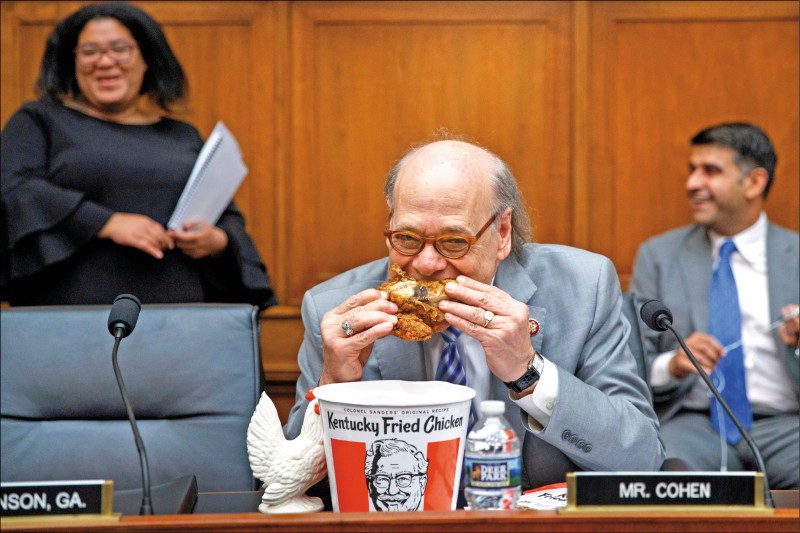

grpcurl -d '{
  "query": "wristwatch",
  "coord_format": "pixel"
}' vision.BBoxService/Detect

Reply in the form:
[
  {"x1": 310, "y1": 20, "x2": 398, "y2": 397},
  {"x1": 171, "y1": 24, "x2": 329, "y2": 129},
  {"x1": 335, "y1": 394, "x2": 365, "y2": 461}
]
[{"x1": 504, "y1": 350, "x2": 545, "y2": 393}]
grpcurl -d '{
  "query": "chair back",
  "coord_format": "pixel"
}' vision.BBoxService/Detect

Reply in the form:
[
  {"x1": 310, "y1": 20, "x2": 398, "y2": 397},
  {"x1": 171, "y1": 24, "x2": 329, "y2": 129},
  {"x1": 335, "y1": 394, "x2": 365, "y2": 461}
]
[{"x1": 1, "y1": 303, "x2": 262, "y2": 492}]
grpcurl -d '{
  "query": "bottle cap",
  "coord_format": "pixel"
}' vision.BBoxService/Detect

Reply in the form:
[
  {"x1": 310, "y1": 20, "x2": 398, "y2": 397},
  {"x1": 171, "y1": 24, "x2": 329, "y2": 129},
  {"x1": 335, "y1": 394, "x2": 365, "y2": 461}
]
[{"x1": 479, "y1": 400, "x2": 505, "y2": 415}]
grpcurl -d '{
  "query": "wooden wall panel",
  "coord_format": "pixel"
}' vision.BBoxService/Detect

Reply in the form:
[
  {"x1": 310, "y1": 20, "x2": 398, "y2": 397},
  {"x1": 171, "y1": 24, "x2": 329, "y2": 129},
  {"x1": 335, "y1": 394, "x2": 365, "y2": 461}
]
[
  {"x1": 0, "y1": 2, "x2": 73, "y2": 126},
  {"x1": 581, "y1": 1, "x2": 799, "y2": 288},
  {"x1": 287, "y1": 1, "x2": 572, "y2": 305}
]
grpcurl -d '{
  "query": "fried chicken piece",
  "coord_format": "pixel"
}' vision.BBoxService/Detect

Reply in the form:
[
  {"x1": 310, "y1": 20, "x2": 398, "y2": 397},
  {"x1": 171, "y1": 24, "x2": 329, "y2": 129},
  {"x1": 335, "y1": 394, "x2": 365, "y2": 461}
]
[{"x1": 377, "y1": 264, "x2": 455, "y2": 341}]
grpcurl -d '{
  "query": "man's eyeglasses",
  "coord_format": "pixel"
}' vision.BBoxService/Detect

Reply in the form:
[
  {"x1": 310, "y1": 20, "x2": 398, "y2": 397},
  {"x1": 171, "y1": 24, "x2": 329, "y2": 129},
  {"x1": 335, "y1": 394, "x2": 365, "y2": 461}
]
[
  {"x1": 367, "y1": 472, "x2": 424, "y2": 490},
  {"x1": 75, "y1": 41, "x2": 138, "y2": 68},
  {"x1": 384, "y1": 214, "x2": 496, "y2": 259}
]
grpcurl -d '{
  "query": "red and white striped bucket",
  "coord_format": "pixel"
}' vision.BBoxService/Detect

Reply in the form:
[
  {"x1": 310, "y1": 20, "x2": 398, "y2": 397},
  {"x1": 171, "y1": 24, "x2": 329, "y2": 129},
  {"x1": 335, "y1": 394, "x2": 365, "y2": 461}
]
[{"x1": 314, "y1": 380, "x2": 475, "y2": 512}]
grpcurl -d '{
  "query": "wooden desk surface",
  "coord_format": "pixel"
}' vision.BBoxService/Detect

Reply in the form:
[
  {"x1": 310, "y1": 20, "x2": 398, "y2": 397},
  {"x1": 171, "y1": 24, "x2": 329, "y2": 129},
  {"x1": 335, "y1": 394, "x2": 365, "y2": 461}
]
[
  {"x1": 2, "y1": 509, "x2": 797, "y2": 533},
  {"x1": 2, "y1": 491, "x2": 797, "y2": 533}
]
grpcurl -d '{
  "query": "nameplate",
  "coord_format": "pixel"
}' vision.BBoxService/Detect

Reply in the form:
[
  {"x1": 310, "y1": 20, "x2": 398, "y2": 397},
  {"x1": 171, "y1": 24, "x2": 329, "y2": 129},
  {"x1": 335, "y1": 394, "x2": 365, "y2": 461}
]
[
  {"x1": 562, "y1": 472, "x2": 769, "y2": 513},
  {"x1": 0, "y1": 480, "x2": 113, "y2": 517}
]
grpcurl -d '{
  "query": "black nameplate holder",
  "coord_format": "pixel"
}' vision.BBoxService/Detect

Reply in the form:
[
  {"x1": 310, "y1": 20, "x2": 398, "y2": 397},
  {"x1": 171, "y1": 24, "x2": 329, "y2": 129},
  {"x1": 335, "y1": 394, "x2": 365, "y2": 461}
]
[
  {"x1": 0, "y1": 480, "x2": 116, "y2": 521},
  {"x1": 561, "y1": 472, "x2": 772, "y2": 513}
]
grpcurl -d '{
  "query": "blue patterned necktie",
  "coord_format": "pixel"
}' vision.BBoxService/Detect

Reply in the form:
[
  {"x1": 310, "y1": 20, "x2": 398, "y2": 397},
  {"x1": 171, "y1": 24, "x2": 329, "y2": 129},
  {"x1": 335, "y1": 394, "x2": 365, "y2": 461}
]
[
  {"x1": 708, "y1": 239, "x2": 752, "y2": 445},
  {"x1": 436, "y1": 326, "x2": 467, "y2": 385},
  {"x1": 436, "y1": 326, "x2": 475, "y2": 429}
]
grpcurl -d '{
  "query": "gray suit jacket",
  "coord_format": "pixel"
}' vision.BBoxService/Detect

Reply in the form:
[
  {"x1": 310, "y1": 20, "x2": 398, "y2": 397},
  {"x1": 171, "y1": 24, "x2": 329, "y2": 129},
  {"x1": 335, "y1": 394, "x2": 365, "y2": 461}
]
[
  {"x1": 284, "y1": 243, "x2": 664, "y2": 488},
  {"x1": 629, "y1": 220, "x2": 800, "y2": 421}
]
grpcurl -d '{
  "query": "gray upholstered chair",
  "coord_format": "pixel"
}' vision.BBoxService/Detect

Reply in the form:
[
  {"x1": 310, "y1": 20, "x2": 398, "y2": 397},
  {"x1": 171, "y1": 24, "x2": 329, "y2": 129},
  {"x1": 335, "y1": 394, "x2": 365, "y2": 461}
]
[{"x1": 1, "y1": 303, "x2": 263, "y2": 496}]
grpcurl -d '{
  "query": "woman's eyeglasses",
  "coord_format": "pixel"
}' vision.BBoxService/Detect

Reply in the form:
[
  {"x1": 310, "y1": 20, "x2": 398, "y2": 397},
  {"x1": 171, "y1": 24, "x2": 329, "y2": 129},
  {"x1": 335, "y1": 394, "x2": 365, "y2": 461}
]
[{"x1": 74, "y1": 41, "x2": 138, "y2": 68}]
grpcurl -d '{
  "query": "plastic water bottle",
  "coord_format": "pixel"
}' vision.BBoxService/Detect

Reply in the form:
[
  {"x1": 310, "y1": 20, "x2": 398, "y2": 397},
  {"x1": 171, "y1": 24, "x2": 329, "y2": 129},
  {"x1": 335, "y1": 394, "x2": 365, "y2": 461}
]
[{"x1": 463, "y1": 400, "x2": 522, "y2": 510}]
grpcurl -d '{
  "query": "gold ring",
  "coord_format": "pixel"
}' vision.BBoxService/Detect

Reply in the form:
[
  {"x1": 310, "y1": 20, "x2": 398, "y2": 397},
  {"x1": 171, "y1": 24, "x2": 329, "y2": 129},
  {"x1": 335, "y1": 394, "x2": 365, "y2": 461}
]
[{"x1": 482, "y1": 310, "x2": 495, "y2": 328}]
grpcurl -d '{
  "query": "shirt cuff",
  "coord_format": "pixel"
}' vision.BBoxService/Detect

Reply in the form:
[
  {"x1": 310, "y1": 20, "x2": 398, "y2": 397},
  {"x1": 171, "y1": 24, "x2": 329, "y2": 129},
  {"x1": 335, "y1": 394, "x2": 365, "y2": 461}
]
[
  {"x1": 650, "y1": 350, "x2": 682, "y2": 390},
  {"x1": 511, "y1": 357, "x2": 558, "y2": 433}
]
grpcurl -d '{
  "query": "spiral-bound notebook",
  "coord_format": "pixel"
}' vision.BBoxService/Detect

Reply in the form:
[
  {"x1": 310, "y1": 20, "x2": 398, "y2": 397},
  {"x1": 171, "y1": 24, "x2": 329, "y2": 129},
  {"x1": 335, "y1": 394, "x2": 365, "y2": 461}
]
[{"x1": 167, "y1": 121, "x2": 248, "y2": 230}]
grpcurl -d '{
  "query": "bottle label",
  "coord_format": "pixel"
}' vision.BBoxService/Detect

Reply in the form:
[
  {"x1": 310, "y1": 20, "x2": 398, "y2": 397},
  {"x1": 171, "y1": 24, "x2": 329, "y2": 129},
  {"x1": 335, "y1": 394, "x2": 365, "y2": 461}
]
[{"x1": 464, "y1": 456, "x2": 522, "y2": 488}]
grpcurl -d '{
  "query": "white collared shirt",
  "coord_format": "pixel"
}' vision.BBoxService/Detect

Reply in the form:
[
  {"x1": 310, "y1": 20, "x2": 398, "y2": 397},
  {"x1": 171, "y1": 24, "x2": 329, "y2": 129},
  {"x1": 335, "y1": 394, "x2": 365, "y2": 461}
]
[
  {"x1": 424, "y1": 329, "x2": 559, "y2": 433},
  {"x1": 650, "y1": 212, "x2": 799, "y2": 412}
]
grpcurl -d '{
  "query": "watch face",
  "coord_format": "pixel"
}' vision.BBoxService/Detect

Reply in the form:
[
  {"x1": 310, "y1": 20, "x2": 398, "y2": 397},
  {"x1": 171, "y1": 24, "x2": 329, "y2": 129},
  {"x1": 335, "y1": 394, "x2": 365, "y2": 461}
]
[
  {"x1": 516, "y1": 374, "x2": 537, "y2": 391},
  {"x1": 509, "y1": 367, "x2": 540, "y2": 392},
  {"x1": 505, "y1": 353, "x2": 543, "y2": 392}
]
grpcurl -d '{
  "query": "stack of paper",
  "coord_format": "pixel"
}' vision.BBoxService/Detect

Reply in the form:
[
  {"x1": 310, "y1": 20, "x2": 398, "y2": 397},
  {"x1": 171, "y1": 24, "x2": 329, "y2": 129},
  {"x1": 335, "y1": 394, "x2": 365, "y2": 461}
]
[
  {"x1": 167, "y1": 121, "x2": 248, "y2": 230},
  {"x1": 517, "y1": 482, "x2": 568, "y2": 510}
]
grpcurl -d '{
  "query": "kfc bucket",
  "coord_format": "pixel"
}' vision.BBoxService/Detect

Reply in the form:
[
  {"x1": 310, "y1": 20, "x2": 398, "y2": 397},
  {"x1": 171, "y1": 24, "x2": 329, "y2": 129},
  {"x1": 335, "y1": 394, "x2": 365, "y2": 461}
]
[{"x1": 314, "y1": 380, "x2": 475, "y2": 512}]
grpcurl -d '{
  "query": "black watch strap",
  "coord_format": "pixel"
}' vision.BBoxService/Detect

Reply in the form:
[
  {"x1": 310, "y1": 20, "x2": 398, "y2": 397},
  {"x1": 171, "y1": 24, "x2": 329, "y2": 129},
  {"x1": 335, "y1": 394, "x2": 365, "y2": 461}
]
[{"x1": 504, "y1": 351, "x2": 544, "y2": 393}]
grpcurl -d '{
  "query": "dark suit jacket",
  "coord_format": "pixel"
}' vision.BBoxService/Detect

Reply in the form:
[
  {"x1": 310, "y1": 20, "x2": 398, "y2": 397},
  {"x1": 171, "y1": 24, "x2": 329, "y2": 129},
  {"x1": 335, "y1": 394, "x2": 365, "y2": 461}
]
[
  {"x1": 285, "y1": 243, "x2": 664, "y2": 488},
  {"x1": 630, "y1": 220, "x2": 800, "y2": 421}
]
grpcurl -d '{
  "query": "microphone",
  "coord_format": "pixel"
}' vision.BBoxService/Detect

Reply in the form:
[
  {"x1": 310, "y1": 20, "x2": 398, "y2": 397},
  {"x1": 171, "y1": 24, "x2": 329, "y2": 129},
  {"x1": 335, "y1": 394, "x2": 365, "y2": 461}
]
[
  {"x1": 108, "y1": 294, "x2": 141, "y2": 339},
  {"x1": 639, "y1": 299, "x2": 773, "y2": 507},
  {"x1": 107, "y1": 294, "x2": 153, "y2": 515}
]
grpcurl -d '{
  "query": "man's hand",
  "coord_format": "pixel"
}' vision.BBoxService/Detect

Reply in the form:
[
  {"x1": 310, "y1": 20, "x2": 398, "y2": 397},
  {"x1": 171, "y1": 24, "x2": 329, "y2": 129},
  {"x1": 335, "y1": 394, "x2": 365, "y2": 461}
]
[
  {"x1": 168, "y1": 221, "x2": 229, "y2": 259},
  {"x1": 668, "y1": 332, "x2": 723, "y2": 379},
  {"x1": 778, "y1": 304, "x2": 800, "y2": 348},
  {"x1": 98, "y1": 212, "x2": 173, "y2": 259},
  {"x1": 439, "y1": 276, "x2": 533, "y2": 386},
  {"x1": 318, "y1": 289, "x2": 398, "y2": 386}
]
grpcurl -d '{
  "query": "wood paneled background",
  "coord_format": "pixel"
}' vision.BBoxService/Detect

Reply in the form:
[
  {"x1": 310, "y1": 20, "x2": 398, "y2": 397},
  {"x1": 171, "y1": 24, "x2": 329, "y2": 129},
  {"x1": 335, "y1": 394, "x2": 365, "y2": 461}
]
[{"x1": 2, "y1": 1, "x2": 798, "y2": 422}]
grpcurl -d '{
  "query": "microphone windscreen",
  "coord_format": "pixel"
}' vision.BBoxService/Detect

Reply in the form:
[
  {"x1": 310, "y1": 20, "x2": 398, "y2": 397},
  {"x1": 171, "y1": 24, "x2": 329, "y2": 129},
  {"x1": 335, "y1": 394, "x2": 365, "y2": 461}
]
[
  {"x1": 108, "y1": 294, "x2": 142, "y2": 337},
  {"x1": 639, "y1": 299, "x2": 673, "y2": 332}
]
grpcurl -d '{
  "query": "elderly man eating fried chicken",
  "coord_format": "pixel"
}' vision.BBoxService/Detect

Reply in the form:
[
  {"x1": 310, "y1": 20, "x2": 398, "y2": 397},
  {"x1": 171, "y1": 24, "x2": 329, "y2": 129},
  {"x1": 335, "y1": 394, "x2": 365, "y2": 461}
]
[{"x1": 283, "y1": 135, "x2": 665, "y2": 490}]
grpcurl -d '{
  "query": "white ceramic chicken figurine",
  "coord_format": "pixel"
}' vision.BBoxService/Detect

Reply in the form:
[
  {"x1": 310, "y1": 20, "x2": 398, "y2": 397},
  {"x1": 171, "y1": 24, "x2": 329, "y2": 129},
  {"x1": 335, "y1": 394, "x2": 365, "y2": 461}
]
[{"x1": 247, "y1": 391, "x2": 327, "y2": 513}]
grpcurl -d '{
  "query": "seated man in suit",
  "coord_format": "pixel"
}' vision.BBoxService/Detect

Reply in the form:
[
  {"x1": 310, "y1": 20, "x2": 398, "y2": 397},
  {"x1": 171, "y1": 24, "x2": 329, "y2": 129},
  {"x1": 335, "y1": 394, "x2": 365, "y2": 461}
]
[
  {"x1": 630, "y1": 122, "x2": 799, "y2": 488},
  {"x1": 285, "y1": 136, "x2": 664, "y2": 489}
]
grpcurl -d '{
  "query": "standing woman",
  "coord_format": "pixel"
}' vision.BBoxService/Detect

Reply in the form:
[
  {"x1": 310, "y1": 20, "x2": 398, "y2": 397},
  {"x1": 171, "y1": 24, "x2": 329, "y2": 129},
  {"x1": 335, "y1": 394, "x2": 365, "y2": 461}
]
[{"x1": 1, "y1": 1, "x2": 276, "y2": 309}]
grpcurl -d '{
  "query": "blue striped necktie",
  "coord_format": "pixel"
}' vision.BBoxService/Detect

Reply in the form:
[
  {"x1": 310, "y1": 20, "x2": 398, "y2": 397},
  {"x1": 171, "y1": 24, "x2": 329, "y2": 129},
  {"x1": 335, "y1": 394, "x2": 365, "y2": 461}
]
[
  {"x1": 436, "y1": 327, "x2": 467, "y2": 385},
  {"x1": 436, "y1": 326, "x2": 475, "y2": 429},
  {"x1": 708, "y1": 239, "x2": 752, "y2": 445}
]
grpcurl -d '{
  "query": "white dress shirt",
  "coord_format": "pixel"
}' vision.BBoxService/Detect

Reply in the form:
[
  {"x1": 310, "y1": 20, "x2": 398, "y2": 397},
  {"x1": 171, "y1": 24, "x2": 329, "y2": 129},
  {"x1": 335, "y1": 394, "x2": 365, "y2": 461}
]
[
  {"x1": 424, "y1": 329, "x2": 559, "y2": 432},
  {"x1": 649, "y1": 212, "x2": 799, "y2": 413}
]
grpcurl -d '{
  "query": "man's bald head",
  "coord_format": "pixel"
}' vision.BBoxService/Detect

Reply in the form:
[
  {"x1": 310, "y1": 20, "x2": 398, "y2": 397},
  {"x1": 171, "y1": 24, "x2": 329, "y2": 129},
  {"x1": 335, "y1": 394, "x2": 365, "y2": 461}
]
[
  {"x1": 384, "y1": 137, "x2": 531, "y2": 256},
  {"x1": 400, "y1": 140, "x2": 496, "y2": 183}
]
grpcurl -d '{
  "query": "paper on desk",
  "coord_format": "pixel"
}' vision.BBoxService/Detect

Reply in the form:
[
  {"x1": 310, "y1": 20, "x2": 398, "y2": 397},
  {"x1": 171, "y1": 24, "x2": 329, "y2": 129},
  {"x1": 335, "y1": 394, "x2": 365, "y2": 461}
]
[
  {"x1": 517, "y1": 482, "x2": 567, "y2": 510},
  {"x1": 167, "y1": 120, "x2": 248, "y2": 230}
]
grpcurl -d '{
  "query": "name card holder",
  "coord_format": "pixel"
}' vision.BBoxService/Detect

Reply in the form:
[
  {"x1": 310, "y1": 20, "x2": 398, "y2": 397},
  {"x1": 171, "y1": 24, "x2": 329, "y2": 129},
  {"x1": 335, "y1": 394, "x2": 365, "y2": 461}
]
[
  {"x1": 560, "y1": 472, "x2": 772, "y2": 514},
  {"x1": 0, "y1": 480, "x2": 119, "y2": 525}
]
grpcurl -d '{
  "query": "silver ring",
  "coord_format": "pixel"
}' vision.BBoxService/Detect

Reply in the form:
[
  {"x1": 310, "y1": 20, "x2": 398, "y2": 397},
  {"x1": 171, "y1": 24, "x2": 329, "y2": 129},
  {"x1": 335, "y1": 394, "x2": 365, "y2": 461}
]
[
  {"x1": 482, "y1": 310, "x2": 495, "y2": 328},
  {"x1": 341, "y1": 319, "x2": 355, "y2": 337}
]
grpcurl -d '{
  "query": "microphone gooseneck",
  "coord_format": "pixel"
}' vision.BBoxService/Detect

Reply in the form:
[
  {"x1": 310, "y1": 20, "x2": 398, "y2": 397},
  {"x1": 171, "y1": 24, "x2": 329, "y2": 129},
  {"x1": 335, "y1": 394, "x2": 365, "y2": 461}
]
[
  {"x1": 107, "y1": 294, "x2": 152, "y2": 515},
  {"x1": 638, "y1": 299, "x2": 773, "y2": 508}
]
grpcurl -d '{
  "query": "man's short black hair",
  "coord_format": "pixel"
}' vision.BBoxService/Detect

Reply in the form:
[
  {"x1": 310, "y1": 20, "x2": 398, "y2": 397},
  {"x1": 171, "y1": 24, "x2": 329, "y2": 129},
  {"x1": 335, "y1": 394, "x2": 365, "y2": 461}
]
[{"x1": 691, "y1": 122, "x2": 777, "y2": 198}]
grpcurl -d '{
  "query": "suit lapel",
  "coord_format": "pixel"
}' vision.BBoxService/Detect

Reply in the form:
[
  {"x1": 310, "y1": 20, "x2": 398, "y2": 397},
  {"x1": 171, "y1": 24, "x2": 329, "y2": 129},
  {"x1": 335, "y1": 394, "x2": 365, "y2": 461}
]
[
  {"x1": 495, "y1": 257, "x2": 543, "y2": 348},
  {"x1": 766, "y1": 222, "x2": 794, "y2": 332},
  {"x1": 374, "y1": 331, "x2": 428, "y2": 380},
  {"x1": 766, "y1": 223, "x2": 800, "y2": 387},
  {"x1": 492, "y1": 256, "x2": 545, "y2": 388},
  {"x1": 679, "y1": 226, "x2": 712, "y2": 332}
]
